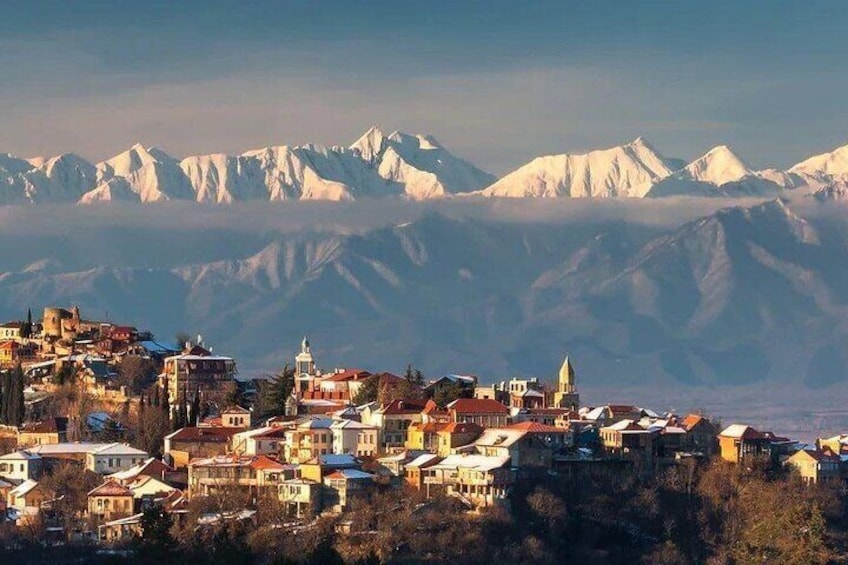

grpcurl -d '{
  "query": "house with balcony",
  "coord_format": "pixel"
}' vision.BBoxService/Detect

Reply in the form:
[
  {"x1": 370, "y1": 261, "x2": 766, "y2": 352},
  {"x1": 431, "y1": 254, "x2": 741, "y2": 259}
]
[
  {"x1": 278, "y1": 478, "x2": 321, "y2": 517},
  {"x1": 717, "y1": 424, "x2": 788, "y2": 464},
  {"x1": 473, "y1": 427, "x2": 552, "y2": 472},
  {"x1": 284, "y1": 418, "x2": 334, "y2": 464},
  {"x1": 600, "y1": 419, "x2": 659, "y2": 462},
  {"x1": 159, "y1": 353, "x2": 237, "y2": 401},
  {"x1": 88, "y1": 480, "x2": 134, "y2": 522},
  {"x1": 404, "y1": 453, "x2": 443, "y2": 490},
  {"x1": 322, "y1": 469, "x2": 375, "y2": 513},
  {"x1": 422, "y1": 454, "x2": 512, "y2": 508}
]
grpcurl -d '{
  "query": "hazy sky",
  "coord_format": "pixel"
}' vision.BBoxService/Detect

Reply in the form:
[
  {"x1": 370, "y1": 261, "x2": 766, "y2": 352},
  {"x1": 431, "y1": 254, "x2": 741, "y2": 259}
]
[{"x1": 3, "y1": 1, "x2": 848, "y2": 174}]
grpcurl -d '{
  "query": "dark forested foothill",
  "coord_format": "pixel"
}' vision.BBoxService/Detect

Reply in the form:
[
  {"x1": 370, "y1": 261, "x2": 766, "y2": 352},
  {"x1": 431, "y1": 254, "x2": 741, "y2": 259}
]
[{"x1": 3, "y1": 458, "x2": 846, "y2": 565}]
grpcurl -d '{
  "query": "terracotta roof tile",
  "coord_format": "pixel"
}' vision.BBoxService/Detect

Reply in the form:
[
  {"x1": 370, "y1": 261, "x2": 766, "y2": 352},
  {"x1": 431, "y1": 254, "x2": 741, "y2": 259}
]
[
  {"x1": 88, "y1": 479, "x2": 133, "y2": 498},
  {"x1": 507, "y1": 421, "x2": 565, "y2": 433},
  {"x1": 447, "y1": 398, "x2": 509, "y2": 415}
]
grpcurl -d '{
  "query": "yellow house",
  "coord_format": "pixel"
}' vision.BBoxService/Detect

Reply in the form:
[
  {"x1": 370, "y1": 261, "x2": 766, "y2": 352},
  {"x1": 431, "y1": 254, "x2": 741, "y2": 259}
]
[
  {"x1": 405, "y1": 423, "x2": 441, "y2": 452},
  {"x1": 436, "y1": 423, "x2": 484, "y2": 457},
  {"x1": 88, "y1": 480, "x2": 135, "y2": 522},
  {"x1": 786, "y1": 449, "x2": 840, "y2": 485},
  {"x1": 717, "y1": 424, "x2": 774, "y2": 463},
  {"x1": 299, "y1": 453, "x2": 359, "y2": 483}
]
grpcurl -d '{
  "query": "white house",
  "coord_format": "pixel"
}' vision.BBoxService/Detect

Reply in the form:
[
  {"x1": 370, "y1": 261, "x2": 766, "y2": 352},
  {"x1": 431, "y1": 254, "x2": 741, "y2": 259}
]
[
  {"x1": 0, "y1": 451, "x2": 42, "y2": 482},
  {"x1": 231, "y1": 426, "x2": 287, "y2": 456},
  {"x1": 85, "y1": 444, "x2": 150, "y2": 474},
  {"x1": 330, "y1": 420, "x2": 379, "y2": 457}
]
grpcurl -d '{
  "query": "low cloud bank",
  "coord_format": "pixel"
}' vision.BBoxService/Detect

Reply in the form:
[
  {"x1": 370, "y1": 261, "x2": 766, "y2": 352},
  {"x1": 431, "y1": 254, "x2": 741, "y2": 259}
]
[{"x1": 0, "y1": 195, "x2": 781, "y2": 237}]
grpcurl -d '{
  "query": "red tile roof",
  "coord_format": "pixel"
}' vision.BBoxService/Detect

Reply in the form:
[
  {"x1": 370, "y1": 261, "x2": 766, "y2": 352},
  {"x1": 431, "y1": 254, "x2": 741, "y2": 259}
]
[
  {"x1": 438, "y1": 422, "x2": 484, "y2": 435},
  {"x1": 447, "y1": 398, "x2": 509, "y2": 415},
  {"x1": 381, "y1": 398, "x2": 429, "y2": 415},
  {"x1": 507, "y1": 421, "x2": 565, "y2": 433},
  {"x1": 423, "y1": 399, "x2": 447, "y2": 414},
  {"x1": 681, "y1": 414, "x2": 705, "y2": 430},
  {"x1": 249, "y1": 455, "x2": 286, "y2": 470},
  {"x1": 324, "y1": 369, "x2": 371, "y2": 382},
  {"x1": 88, "y1": 479, "x2": 132, "y2": 497},
  {"x1": 135, "y1": 458, "x2": 172, "y2": 478}
]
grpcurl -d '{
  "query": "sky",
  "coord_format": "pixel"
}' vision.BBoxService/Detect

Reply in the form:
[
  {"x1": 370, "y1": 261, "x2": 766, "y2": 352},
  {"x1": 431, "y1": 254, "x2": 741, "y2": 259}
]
[{"x1": 2, "y1": 1, "x2": 848, "y2": 175}]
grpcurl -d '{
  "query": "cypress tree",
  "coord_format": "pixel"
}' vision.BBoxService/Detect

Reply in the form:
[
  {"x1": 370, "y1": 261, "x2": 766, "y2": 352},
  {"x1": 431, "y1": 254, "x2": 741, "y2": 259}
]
[
  {"x1": 152, "y1": 387, "x2": 160, "y2": 408},
  {"x1": 162, "y1": 387, "x2": 170, "y2": 425},
  {"x1": 0, "y1": 370, "x2": 7, "y2": 424},
  {"x1": 23, "y1": 308, "x2": 32, "y2": 338},
  {"x1": 176, "y1": 388, "x2": 187, "y2": 430},
  {"x1": 2, "y1": 370, "x2": 13, "y2": 425},
  {"x1": 12, "y1": 363, "x2": 24, "y2": 427},
  {"x1": 190, "y1": 389, "x2": 200, "y2": 427}
]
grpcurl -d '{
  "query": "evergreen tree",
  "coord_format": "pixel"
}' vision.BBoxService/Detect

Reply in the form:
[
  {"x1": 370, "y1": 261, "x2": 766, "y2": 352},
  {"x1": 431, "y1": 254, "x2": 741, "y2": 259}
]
[
  {"x1": 190, "y1": 389, "x2": 200, "y2": 426},
  {"x1": 21, "y1": 308, "x2": 32, "y2": 338},
  {"x1": 404, "y1": 364, "x2": 425, "y2": 387},
  {"x1": 0, "y1": 370, "x2": 8, "y2": 424},
  {"x1": 162, "y1": 387, "x2": 170, "y2": 422},
  {"x1": 433, "y1": 381, "x2": 465, "y2": 408},
  {"x1": 352, "y1": 374, "x2": 380, "y2": 405},
  {"x1": 138, "y1": 506, "x2": 174, "y2": 558},
  {"x1": 152, "y1": 387, "x2": 160, "y2": 408},
  {"x1": 11, "y1": 363, "x2": 24, "y2": 426},
  {"x1": 176, "y1": 388, "x2": 188, "y2": 430},
  {"x1": 257, "y1": 364, "x2": 295, "y2": 417},
  {"x1": 225, "y1": 381, "x2": 247, "y2": 409}
]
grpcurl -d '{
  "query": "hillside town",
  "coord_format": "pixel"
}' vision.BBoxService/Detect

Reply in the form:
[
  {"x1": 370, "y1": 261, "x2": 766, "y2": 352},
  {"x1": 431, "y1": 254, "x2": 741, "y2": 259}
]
[{"x1": 0, "y1": 306, "x2": 845, "y2": 562}]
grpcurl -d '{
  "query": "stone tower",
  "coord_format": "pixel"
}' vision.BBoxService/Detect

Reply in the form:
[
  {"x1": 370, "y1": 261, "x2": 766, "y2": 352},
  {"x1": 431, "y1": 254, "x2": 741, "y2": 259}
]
[{"x1": 552, "y1": 356, "x2": 580, "y2": 410}]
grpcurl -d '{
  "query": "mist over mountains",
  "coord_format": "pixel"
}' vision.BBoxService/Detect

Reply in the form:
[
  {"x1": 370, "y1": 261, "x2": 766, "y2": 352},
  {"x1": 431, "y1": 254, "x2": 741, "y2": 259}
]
[
  {"x1": 5, "y1": 126, "x2": 848, "y2": 204},
  {"x1": 0, "y1": 195, "x2": 846, "y2": 395}
]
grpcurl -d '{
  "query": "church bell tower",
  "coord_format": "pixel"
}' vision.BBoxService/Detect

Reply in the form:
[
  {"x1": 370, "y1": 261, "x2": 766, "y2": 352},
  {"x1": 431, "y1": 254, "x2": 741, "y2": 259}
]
[{"x1": 552, "y1": 356, "x2": 580, "y2": 410}]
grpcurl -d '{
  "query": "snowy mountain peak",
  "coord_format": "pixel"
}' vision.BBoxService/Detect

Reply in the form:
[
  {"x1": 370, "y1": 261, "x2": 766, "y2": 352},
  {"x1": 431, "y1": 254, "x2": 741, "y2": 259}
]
[
  {"x1": 481, "y1": 138, "x2": 676, "y2": 198},
  {"x1": 350, "y1": 126, "x2": 387, "y2": 163},
  {"x1": 681, "y1": 145, "x2": 752, "y2": 185},
  {"x1": 789, "y1": 141, "x2": 848, "y2": 181}
]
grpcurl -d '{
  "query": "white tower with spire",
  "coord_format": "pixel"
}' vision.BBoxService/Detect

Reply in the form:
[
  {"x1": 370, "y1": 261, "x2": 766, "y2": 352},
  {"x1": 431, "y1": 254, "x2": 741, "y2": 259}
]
[
  {"x1": 552, "y1": 356, "x2": 580, "y2": 409},
  {"x1": 295, "y1": 336, "x2": 317, "y2": 395}
]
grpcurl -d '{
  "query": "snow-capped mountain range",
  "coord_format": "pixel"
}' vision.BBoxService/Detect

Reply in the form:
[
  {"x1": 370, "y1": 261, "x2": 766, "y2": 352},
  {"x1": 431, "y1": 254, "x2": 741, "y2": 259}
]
[{"x1": 4, "y1": 127, "x2": 848, "y2": 204}]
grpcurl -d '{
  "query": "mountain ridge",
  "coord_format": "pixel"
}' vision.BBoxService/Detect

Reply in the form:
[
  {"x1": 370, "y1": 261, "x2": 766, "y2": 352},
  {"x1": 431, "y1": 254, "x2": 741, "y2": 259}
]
[{"x1": 3, "y1": 130, "x2": 848, "y2": 204}]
